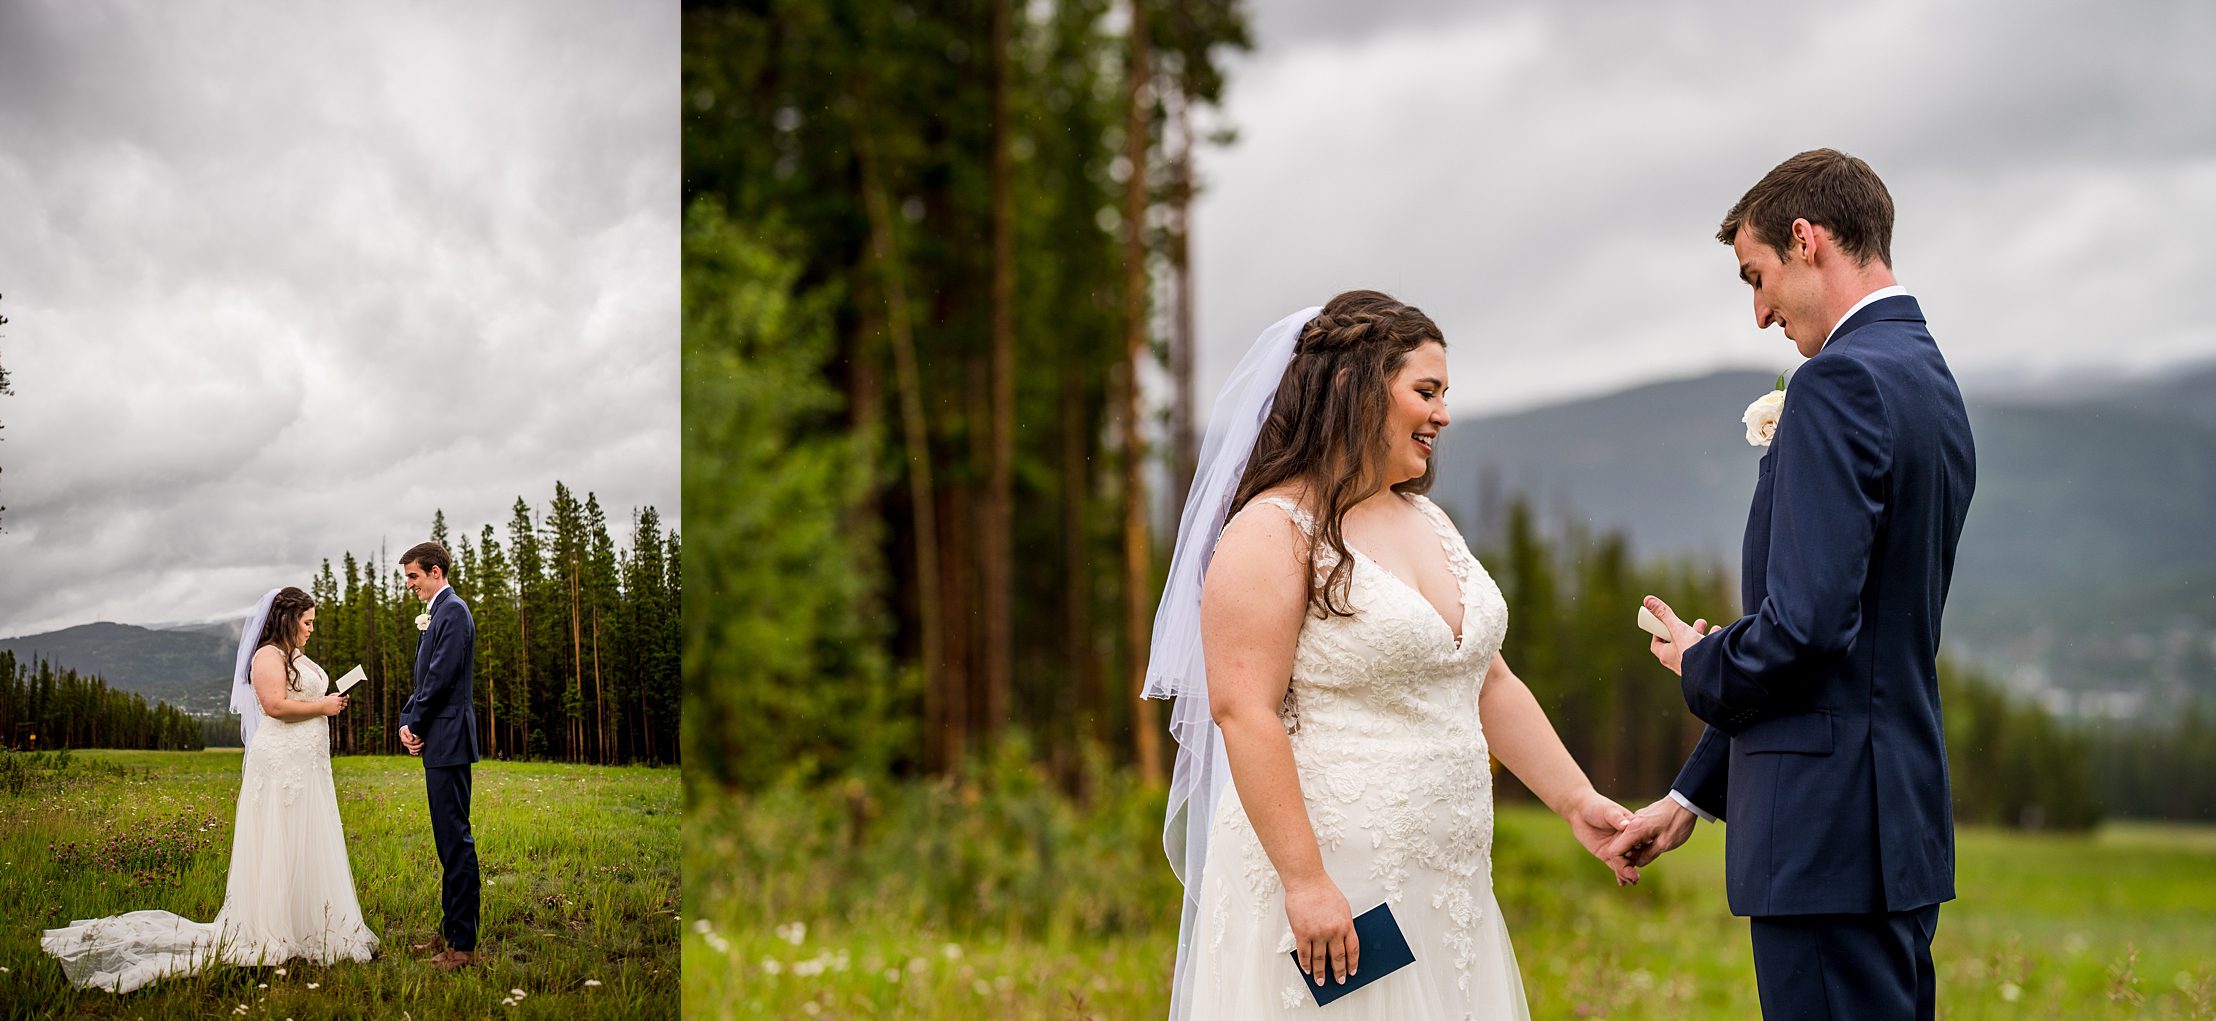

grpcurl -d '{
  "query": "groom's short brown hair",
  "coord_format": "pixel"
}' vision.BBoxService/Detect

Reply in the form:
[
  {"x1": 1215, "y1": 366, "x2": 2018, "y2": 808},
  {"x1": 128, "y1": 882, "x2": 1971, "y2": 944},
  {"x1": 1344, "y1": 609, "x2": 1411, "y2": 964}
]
[
  {"x1": 1718, "y1": 148, "x2": 1895, "y2": 268},
  {"x1": 402, "y1": 541, "x2": 451, "y2": 579}
]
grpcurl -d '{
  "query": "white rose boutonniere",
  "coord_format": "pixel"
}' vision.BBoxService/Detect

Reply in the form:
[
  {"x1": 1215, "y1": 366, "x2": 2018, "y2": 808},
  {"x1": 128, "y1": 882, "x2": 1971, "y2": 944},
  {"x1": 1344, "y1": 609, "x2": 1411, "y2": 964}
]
[
  {"x1": 416, "y1": 612, "x2": 432, "y2": 632},
  {"x1": 1742, "y1": 374, "x2": 1788, "y2": 447}
]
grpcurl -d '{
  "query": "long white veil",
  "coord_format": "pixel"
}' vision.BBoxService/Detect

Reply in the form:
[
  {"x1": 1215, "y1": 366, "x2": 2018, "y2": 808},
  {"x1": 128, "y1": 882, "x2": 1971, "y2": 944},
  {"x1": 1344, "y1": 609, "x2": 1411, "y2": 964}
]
[
  {"x1": 230, "y1": 588, "x2": 281, "y2": 749},
  {"x1": 1141, "y1": 305, "x2": 1318, "y2": 1021}
]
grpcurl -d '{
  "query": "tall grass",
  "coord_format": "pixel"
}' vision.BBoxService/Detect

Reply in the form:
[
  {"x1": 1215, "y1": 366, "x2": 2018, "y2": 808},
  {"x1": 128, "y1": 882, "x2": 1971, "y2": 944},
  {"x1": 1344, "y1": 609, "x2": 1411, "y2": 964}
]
[
  {"x1": 687, "y1": 756, "x2": 2216, "y2": 1020},
  {"x1": 2, "y1": 748, "x2": 679, "y2": 1019}
]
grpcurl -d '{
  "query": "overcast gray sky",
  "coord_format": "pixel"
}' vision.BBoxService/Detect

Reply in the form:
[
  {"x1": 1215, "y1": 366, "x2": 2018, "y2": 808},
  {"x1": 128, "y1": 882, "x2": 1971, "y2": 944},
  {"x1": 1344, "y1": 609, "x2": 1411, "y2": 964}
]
[
  {"x1": 1190, "y1": 0, "x2": 2216, "y2": 417},
  {"x1": 0, "y1": 1, "x2": 677, "y2": 638}
]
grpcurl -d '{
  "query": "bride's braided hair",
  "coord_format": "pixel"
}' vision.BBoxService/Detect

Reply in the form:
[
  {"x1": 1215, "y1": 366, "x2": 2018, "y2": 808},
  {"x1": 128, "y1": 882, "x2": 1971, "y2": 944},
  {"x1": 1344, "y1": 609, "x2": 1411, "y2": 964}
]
[
  {"x1": 257, "y1": 587, "x2": 316, "y2": 694},
  {"x1": 1231, "y1": 289, "x2": 1445, "y2": 619}
]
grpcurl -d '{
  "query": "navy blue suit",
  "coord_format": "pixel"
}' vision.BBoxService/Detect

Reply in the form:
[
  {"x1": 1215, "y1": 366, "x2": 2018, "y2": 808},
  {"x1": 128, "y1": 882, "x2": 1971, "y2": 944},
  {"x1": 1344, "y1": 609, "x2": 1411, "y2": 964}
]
[
  {"x1": 1672, "y1": 295, "x2": 1974, "y2": 1019},
  {"x1": 398, "y1": 586, "x2": 482, "y2": 951}
]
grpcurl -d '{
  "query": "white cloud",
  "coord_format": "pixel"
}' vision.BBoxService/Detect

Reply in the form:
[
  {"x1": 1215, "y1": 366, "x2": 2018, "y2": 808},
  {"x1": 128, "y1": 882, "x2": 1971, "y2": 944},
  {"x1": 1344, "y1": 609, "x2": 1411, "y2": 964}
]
[
  {"x1": 0, "y1": 1, "x2": 678, "y2": 637},
  {"x1": 1191, "y1": 0, "x2": 2216, "y2": 416}
]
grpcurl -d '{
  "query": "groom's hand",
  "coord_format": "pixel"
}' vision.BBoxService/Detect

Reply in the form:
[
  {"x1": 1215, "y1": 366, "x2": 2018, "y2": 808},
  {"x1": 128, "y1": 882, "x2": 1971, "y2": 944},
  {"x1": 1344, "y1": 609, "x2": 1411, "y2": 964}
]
[
  {"x1": 1566, "y1": 791, "x2": 1652, "y2": 886},
  {"x1": 399, "y1": 725, "x2": 423, "y2": 756},
  {"x1": 1643, "y1": 596, "x2": 1712, "y2": 677},
  {"x1": 1603, "y1": 797, "x2": 1699, "y2": 868}
]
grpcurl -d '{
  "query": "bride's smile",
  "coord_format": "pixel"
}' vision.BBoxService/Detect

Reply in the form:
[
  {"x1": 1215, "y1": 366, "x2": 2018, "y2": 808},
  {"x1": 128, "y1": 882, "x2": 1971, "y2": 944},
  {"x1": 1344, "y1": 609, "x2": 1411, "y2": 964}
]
[{"x1": 1386, "y1": 341, "x2": 1451, "y2": 485}]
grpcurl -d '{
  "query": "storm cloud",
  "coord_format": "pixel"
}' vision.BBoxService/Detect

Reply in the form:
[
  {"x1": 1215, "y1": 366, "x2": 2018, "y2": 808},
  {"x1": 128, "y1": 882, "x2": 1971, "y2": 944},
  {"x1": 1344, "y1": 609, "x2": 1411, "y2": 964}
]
[
  {"x1": 0, "y1": 1, "x2": 677, "y2": 636},
  {"x1": 1190, "y1": 0, "x2": 2216, "y2": 415}
]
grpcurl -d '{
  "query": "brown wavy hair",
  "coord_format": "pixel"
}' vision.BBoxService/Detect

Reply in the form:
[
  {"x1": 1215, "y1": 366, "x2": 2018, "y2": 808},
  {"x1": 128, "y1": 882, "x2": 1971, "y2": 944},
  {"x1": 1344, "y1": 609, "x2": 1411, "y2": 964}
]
[
  {"x1": 1229, "y1": 289, "x2": 1445, "y2": 619},
  {"x1": 257, "y1": 587, "x2": 316, "y2": 694}
]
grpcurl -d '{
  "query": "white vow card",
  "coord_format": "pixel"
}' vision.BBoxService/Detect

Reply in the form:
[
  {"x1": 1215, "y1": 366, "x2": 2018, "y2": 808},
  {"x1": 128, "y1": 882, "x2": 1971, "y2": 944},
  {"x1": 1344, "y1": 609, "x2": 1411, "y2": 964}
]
[
  {"x1": 1637, "y1": 606, "x2": 1674, "y2": 642},
  {"x1": 332, "y1": 665, "x2": 367, "y2": 695}
]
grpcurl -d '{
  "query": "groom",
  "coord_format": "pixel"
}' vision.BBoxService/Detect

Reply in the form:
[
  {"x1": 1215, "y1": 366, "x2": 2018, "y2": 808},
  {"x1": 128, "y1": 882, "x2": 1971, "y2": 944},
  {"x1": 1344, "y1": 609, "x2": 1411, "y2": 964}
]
[
  {"x1": 1612, "y1": 150, "x2": 1975, "y2": 1020},
  {"x1": 396, "y1": 540, "x2": 484, "y2": 972}
]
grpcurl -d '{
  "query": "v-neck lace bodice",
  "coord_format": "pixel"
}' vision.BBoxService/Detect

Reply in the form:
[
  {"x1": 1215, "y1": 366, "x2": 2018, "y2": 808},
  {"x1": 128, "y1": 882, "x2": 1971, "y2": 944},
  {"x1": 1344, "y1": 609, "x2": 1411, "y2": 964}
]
[{"x1": 1187, "y1": 492, "x2": 1524, "y2": 1019}]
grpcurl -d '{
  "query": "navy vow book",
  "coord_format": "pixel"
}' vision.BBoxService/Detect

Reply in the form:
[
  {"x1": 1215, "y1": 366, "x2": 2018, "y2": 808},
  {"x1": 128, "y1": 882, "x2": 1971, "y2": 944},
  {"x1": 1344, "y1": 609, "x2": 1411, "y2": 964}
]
[{"x1": 1290, "y1": 901, "x2": 1416, "y2": 1006}]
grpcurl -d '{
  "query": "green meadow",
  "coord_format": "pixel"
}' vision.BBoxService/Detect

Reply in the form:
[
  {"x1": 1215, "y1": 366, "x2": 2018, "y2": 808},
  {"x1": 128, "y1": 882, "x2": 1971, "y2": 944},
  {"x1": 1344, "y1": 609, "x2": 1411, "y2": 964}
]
[
  {"x1": 686, "y1": 771, "x2": 2216, "y2": 1020},
  {"x1": 2, "y1": 749, "x2": 678, "y2": 1020}
]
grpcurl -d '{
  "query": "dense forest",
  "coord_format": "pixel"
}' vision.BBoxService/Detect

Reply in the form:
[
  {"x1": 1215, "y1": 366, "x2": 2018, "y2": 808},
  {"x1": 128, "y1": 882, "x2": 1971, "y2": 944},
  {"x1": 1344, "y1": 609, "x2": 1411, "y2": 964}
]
[
  {"x1": 1, "y1": 650, "x2": 204, "y2": 752},
  {"x1": 676, "y1": 0, "x2": 2200, "y2": 830},
  {"x1": 264, "y1": 484, "x2": 684, "y2": 765},
  {"x1": 684, "y1": 0, "x2": 1250, "y2": 789}
]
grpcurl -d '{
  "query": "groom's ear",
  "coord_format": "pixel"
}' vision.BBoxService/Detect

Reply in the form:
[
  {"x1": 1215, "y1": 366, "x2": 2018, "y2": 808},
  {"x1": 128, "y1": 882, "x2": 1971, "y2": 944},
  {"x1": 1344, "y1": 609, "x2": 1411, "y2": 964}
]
[{"x1": 1789, "y1": 218, "x2": 1824, "y2": 264}]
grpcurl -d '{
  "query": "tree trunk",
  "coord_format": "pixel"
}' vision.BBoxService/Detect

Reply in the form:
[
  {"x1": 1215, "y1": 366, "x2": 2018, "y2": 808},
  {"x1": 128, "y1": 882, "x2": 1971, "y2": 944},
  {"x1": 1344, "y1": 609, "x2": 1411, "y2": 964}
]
[
  {"x1": 486, "y1": 644, "x2": 497, "y2": 758},
  {"x1": 981, "y1": 0, "x2": 1017, "y2": 754},
  {"x1": 593, "y1": 604, "x2": 606, "y2": 765},
  {"x1": 941, "y1": 482, "x2": 974, "y2": 768},
  {"x1": 1121, "y1": 0, "x2": 1162, "y2": 784},
  {"x1": 570, "y1": 555, "x2": 583, "y2": 762},
  {"x1": 857, "y1": 124, "x2": 947, "y2": 774},
  {"x1": 1168, "y1": 81, "x2": 1199, "y2": 521},
  {"x1": 1061, "y1": 356, "x2": 1098, "y2": 795},
  {"x1": 518, "y1": 591, "x2": 531, "y2": 757}
]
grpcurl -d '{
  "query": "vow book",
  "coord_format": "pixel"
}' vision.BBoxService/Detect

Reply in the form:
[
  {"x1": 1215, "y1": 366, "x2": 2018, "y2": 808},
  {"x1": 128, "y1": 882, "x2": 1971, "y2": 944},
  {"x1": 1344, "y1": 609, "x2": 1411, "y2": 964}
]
[
  {"x1": 1290, "y1": 901, "x2": 1416, "y2": 1007},
  {"x1": 330, "y1": 665, "x2": 366, "y2": 695}
]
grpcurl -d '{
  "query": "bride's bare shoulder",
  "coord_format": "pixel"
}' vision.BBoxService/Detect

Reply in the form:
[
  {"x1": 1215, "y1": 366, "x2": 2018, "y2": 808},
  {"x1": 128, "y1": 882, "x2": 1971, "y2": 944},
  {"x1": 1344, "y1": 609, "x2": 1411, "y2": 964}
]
[{"x1": 1219, "y1": 486, "x2": 1315, "y2": 559}]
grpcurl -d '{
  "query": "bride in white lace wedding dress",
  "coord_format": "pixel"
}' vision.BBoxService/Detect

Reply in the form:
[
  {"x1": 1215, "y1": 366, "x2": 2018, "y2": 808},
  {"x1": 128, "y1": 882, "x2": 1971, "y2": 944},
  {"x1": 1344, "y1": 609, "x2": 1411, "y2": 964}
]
[
  {"x1": 41, "y1": 587, "x2": 379, "y2": 992},
  {"x1": 1146, "y1": 293, "x2": 1655, "y2": 1020}
]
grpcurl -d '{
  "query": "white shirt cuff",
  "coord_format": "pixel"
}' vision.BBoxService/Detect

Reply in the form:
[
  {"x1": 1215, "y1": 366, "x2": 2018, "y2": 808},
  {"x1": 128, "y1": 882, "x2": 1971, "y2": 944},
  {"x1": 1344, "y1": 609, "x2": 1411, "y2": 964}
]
[{"x1": 1668, "y1": 789, "x2": 1718, "y2": 824}]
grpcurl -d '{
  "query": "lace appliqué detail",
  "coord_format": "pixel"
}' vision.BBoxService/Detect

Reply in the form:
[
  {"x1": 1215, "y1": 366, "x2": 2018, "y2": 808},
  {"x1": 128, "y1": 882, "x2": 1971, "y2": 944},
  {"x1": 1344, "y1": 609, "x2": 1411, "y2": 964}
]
[
  {"x1": 243, "y1": 656, "x2": 332, "y2": 809},
  {"x1": 1212, "y1": 494, "x2": 1511, "y2": 996}
]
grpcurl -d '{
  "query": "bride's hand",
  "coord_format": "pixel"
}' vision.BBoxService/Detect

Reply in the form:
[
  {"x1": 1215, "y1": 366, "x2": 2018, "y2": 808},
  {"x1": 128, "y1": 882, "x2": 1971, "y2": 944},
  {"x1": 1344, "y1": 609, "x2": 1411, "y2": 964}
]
[
  {"x1": 1283, "y1": 877, "x2": 1360, "y2": 987},
  {"x1": 321, "y1": 694, "x2": 349, "y2": 716},
  {"x1": 1564, "y1": 789, "x2": 1648, "y2": 886}
]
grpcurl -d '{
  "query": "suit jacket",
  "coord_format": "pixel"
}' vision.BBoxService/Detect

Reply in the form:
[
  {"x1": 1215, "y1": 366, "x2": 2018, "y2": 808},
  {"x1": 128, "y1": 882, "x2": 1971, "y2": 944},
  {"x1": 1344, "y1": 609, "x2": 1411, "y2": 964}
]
[
  {"x1": 1672, "y1": 295, "x2": 1975, "y2": 917},
  {"x1": 398, "y1": 586, "x2": 482, "y2": 768}
]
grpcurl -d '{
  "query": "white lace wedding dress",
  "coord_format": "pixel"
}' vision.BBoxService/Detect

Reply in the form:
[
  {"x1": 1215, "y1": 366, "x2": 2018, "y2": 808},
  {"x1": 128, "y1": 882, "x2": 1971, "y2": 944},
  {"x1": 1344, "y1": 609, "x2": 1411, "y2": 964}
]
[
  {"x1": 1186, "y1": 494, "x2": 1528, "y2": 1019},
  {"x1": 41, "y1": 653, "x2": 379, "y2": 992}
]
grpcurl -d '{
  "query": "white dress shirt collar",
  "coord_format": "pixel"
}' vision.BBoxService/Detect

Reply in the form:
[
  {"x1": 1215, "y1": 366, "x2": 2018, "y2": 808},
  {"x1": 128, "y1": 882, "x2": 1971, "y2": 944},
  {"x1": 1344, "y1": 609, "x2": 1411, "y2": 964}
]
[{"x1": 1822, "y1": 284, "x2": 1910, "y2": 350}]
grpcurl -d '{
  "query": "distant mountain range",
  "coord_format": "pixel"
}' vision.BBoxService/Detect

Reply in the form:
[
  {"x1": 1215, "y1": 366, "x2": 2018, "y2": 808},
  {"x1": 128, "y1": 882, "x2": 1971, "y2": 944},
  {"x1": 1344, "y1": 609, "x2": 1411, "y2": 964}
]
[
  {"x1": 6, "y1": 365, "x2": 2210, "y2": 725},
  {"x1": 0, "y1": 619, "x2": 244, "y2": 716},
  {"x1": 1429, "y1": 363, "x2": 2216, "y2": 721}
]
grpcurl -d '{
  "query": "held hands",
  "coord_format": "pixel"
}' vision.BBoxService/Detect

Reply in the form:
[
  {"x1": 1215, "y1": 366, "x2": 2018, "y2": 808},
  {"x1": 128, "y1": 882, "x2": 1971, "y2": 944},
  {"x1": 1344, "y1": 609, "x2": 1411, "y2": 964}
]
[
  {"x1": 1643, "y1": 596, "x2": 1717, "y2": 677},
  {"x1": 399, "y1": 724, "x2": 424, "y2": 756},
  {"x1": 1564, "y1": 790, "x2": 1657, "y2": 886},
  {"x1": 1283, "y1": 876, "x2": 1359, "y2": 988},
  {"x1": 1601, "y1": 797, "x2": 1699, "y2": 869}
]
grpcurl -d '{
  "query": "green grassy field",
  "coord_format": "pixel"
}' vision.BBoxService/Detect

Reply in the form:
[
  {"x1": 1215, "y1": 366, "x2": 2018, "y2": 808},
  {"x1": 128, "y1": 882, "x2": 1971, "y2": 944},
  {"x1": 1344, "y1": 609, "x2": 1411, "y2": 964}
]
[
  {"x1": 2, "y1": 748, "x2": 679, "y2": 1020},
  {"x1": 686, "y1": 773, "x2": 2216, "y2": 1020}
]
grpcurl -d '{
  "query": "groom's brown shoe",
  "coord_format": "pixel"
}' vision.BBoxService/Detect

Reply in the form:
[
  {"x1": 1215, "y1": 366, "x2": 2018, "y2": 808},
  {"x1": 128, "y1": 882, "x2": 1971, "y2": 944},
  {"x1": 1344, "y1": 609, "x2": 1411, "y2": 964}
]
[
  {"x1": 410, "y1": 935, "x2": 449, "y2": 957},
  {"x1": 430, "y1": 948, "x2": 479, "y2": 971}
]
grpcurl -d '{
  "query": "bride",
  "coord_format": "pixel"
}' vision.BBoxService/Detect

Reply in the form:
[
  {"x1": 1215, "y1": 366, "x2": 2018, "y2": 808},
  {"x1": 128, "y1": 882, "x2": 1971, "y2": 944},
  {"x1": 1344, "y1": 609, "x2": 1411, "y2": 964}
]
[
  {"x1": 41, "y1": 586, "x2": 380, "y2": 992},
  {"x1": 1145, "y1": 292, "x2": 1656, "y2": 1019}
]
